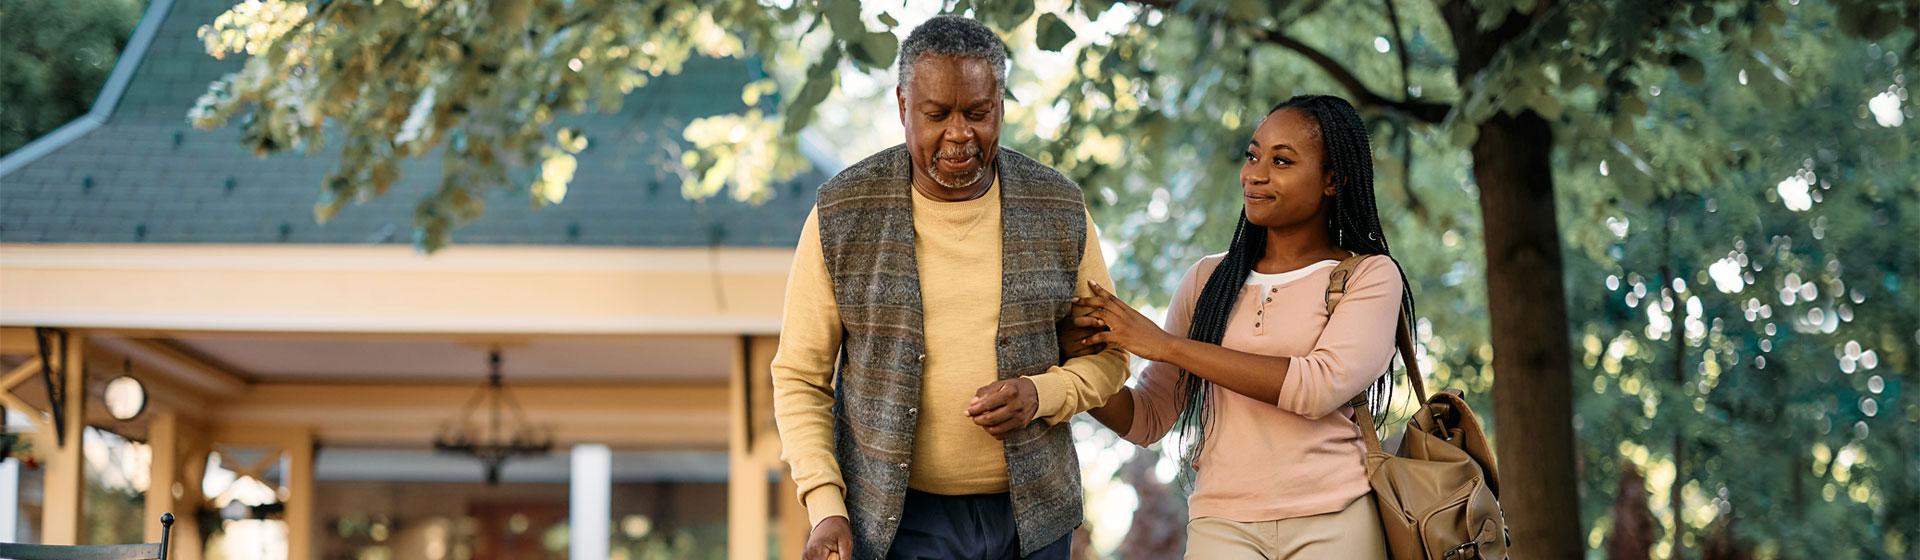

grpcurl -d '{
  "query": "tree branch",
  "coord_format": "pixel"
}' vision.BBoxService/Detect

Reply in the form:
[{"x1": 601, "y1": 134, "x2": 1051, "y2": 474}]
[
  {"x1": 1441, "y1": 0, "x2": 1557, "y2": 77},
  {"x1": 1122, "y1": 0, "x2": 1453, "y2": 123},
  {"x1": 1257, "y1": 29, "x2": 1453, "y2": 123},
  {"x1": 1383, "y1": 0, "x2": 1413, "y2": 98},
  {"x1": 378, "y1": 0, "x2": 455, "y2": 67},
  {"x1": 1381, "y1": 0, "x2": 1427, "y2": 222}
]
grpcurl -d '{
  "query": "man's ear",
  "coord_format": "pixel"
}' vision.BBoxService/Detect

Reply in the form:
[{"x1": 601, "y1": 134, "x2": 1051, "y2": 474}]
[{"x1": 897, "y1": 87, "x2": 907, "y2": 127}]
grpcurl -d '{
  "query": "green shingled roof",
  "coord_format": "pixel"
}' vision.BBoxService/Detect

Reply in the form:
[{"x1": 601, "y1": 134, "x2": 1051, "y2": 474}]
[{"x1": 0, "y1": 0, "x2": 825, "y2": 247}]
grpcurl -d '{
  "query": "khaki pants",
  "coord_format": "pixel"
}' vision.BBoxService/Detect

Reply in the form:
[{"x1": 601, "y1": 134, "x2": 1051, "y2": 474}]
[{"x1": 1184, "y1": 497, "x2": 1388, "y2": 559}]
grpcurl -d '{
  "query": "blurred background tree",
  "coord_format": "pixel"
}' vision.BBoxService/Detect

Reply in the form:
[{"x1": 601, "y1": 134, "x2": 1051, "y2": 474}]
[
  {"x1": 1006, "y1": 1, "x2": 1915, "y2": 557},
  {"x1": 7, "y1": 0, "x2": 1911, "y2": 556},
  {"x1": 0, "y1": 0, "x2": 148, "y2": 155},
  {"x1": 1559, "y1": 15, "x2": 1919, "y2": 556}
]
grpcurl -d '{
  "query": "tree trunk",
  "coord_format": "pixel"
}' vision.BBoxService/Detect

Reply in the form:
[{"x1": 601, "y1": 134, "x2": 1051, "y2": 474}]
[
  {"x1": 1665, "y1": 208, "x2": 1687, "y2": 560},
  {"x1": 1471, "y1": 111, "x2": 1583, "y2": 559},
  {"x1": 1609, "y1": 462, "x2": 1655, "y2": 560}
]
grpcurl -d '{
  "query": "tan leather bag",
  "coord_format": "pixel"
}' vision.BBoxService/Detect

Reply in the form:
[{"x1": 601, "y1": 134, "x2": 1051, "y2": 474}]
[{"x1": 1327, "y1": 255, "x2": 1508, "y2": 560}]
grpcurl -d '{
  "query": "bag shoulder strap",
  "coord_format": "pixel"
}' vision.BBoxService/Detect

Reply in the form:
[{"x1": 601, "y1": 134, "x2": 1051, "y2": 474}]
[
  {"x1": 1324, "y1": 254, "x2": 1369, "y2": 314},
  {"x1": 1325, "y1": 254, "x2": 1433, "y2": 454}
]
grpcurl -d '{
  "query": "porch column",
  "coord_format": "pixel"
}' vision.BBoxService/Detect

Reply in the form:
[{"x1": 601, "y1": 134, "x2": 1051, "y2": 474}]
[
  {"x1": 287, "y1": 428, "x2": 315, "y2": 560},
  {"x1": 41, "y1": 331, "x2": 85, "y2": 544},
  {"x1": 146, "y1": 410, "x2": 179, "y2": 543},
  {"x1": 778, "y1": 474, "x2": 808, "y2": 560},
  {"x1": 171, "y1": 430, "x2": 210, "y2": 560},
  {"x1": 570, "y1": 443, "x2": 612, "y2": 560},
  {"x1": 728, "y1": 337, "x2": 770, "y2": 560},
  {"x1": 0, "y1": 447, "x2": 16, "y2": 542}
]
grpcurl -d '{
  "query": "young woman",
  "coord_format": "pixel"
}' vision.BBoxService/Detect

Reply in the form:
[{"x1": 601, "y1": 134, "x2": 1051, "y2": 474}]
[{"x1": 1068, "y1": 95, "x2": 1411, "y2": 558}]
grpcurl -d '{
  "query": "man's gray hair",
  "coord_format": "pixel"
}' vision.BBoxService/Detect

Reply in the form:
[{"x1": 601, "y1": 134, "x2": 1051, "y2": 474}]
[{"x1": 897, "y1": 15, "x2": 1008, "y2": 95}]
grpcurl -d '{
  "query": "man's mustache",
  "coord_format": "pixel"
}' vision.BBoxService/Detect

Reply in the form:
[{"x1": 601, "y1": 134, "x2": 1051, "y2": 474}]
[{"x1": 936, "y1": 143, "x2": 981, "y2": 159}]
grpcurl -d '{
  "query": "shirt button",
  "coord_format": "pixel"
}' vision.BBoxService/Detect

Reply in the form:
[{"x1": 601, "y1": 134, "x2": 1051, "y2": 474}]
[
  {"x1": 1271, "y1": 287, "x2": 1278, "y2": 293},
  {"x1": 1255, "y1": 322, "x2": 1262, "y2": 328},
  {"x1": 1256, "y1": 310, "x2": 1262, "y2": 315}
]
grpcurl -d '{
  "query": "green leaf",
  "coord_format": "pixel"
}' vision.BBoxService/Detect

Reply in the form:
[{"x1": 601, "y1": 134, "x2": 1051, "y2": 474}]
[
  {"x1": 557, "y1": 127, "x2": 587, "y2": 153},
  {"x1": 1010, "y1": 0, "x2": 1036, "y2": 25},
  {"x1": 1449, "y1": 121, "x2": 1478, "y2": 147},
  {"x1": 1759, "y1": 4, "x2": 1786, "y2": 25},
  {"x1": 784, "y1": 50, "x2": 840, "y2": 134},
  {"x1": 314, "y1": 196, "x2": 344, "y2": 224},
  {"x1": 1621, "y1": 95, "x2": 1647, "y2": 117},
  {"x1": 824, "y1": 0, "x2": 864, "y2": 42},
  {"x1": 370, "y1": 161, "x2": 399, "y2": 198},
  {"x1": 1671, "y1": 54, "x2": 1705, "y2": 83},
  {"x1": 1036, "y1": 13, "x2": 1076, "y2": 52},
  {"x1": 854, "y1": 31, "x2": 899, "y2": 68},
  {"x1": 1227, "y1": 0, "x2": 1266, "y2": 20},
  {"x1": 1267, "y1": 0, "x2": 1329, "y2": 22},
  {"x1": 1689, "y1": 5, "x2": 1714, "y2": 26},
  {"x1": 986, "y1": 0, "x2": 1035, "y2": 31},
  {"x1": 878, "y1": 11, "x2": 899, "y2": 28},
  {"x1": 1532, "y1": 91, "x2": 1563, "y2": 120}
]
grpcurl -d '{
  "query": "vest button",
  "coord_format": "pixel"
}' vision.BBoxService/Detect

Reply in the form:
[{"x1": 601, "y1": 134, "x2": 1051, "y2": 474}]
[
  {"x1": 998, "y1": 338, "x2": 1009, "y2": 347},
  {"x1": 916, "y1": 353, "x2": 926, "y2": 362},
  {"x1": 887, "y1": 516, "x2": 899, "y2": 522},
  {"x1": 907, "y1": 407, "x2": 918, "y2": 416},
  {"x1": 898, "y1": 462, "x2": 909, "y2": 470}
]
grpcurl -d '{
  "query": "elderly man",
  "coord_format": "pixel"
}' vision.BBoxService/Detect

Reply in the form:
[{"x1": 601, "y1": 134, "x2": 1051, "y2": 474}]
[{"x1": 770, "y1": 15, "x2": 1131, "y2": 560}]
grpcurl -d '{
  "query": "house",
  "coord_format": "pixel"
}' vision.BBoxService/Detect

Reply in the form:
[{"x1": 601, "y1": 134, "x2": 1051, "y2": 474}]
[{"x1": 0, "y1": 0, "x2": 824, "y2": 558}]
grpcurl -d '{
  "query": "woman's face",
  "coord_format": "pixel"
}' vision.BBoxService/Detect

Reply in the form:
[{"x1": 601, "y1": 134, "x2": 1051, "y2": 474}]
[{"x1": 1240, "y1": 108, "x2": 1333, "y2": 230}]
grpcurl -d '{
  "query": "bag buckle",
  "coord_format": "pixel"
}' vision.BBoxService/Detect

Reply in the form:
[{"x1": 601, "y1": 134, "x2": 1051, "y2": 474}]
[{"x1": 1442, "y1": 542, "x2": 1480, "y2": 559}]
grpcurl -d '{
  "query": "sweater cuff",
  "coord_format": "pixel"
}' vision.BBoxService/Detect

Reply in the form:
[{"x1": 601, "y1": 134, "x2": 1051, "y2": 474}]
[
  {"x1": 1028, "y1": 369, "x2": 1075, "y2": 425},
  {"x1": 803, "y1": 485, "x2": 848, "y2": 528}
]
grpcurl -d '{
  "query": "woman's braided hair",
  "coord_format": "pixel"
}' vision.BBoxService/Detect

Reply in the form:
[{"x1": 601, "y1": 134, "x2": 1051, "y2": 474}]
[{"x1": 1171, "y1": 94, "x2": 1416, "y2": 481}]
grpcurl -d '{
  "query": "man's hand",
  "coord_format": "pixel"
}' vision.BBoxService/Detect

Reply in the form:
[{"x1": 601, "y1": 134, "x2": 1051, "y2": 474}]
[
  {"x1": 1077, "y1": 281, "x2": 1180, "y2": 362},
  {"x1": 803, "y1": 516, "x2": 853, "y2": 560},
  {"x1": 966, "y1": 377, "x2": 1040, "y2": 439},
  {"x1": 1058, "y1": 312, "x2": 1108, "y2": 360}
]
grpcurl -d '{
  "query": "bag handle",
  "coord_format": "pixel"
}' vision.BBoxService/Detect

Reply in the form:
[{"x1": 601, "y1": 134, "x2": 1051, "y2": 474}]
[{"x1": 1326, "y1": 254, "x2": 1434, "y2": 455}]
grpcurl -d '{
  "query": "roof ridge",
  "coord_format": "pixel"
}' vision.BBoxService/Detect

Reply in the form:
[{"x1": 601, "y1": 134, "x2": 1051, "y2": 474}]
[{"x1": 0, "y1": 0, "x2": 176, "y2": 178}]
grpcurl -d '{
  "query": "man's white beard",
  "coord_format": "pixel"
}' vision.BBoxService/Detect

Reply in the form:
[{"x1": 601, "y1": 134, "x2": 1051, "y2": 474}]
[
  {"x1": 930, "y1": 143, "x2": 985, "y2": 189},
  {"x1": 932, "y1": 167, "x2": 984, "y2": 189}
]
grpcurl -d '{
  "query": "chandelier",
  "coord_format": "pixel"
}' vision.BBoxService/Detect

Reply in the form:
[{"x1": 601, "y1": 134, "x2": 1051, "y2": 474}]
[{"x1": 433, "y1": 348, "x2": 554, "y2": 485}]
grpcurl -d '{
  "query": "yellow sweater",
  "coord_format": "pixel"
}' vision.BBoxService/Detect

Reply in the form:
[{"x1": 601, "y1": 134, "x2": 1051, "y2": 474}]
[{"x1": 771, "y1": 179, "x2": 1131, "y2": 526}]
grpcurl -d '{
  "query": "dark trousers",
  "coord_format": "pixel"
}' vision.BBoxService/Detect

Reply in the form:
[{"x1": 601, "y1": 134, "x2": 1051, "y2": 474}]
[{"x1": 885, "y1": 489, "x2": 1072, "y2": 560}]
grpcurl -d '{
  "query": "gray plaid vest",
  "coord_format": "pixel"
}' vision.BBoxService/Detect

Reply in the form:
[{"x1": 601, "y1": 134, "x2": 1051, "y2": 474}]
[{"x1": 816, "y1": 144, "x2": 1087, "y2": 558}]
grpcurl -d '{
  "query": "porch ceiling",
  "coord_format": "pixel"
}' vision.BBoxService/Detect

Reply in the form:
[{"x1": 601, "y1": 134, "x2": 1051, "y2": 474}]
[{"x1": 154, "y1": 333, "x2": 737, "y2": 384}]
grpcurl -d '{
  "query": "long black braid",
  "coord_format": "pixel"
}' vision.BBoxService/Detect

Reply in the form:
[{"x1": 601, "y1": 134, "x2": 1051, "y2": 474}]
[{"x1": 1172, "y1": 94, "x2": 1419, "y2": 481}]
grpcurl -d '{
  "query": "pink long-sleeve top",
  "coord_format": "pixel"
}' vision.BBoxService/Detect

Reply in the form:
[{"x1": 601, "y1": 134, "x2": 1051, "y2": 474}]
[{"x1": 1123, "y1": 253, "x2": 1404, "y2": 522}]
